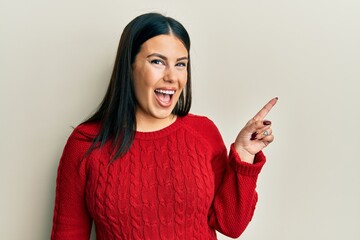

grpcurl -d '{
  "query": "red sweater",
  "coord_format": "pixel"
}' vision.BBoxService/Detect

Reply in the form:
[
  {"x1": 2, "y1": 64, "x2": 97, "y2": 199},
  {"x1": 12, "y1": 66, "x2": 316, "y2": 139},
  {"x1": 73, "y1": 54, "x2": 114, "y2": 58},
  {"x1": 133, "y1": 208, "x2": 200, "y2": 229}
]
[{"x1": 51, "y1": 114, "x2": 266, "y2": 240}]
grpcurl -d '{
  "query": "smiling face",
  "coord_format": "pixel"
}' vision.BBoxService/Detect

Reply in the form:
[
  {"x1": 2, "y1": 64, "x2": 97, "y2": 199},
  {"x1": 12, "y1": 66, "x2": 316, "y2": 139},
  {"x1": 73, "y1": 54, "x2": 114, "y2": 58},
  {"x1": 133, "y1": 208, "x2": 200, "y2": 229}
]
[{"x1": 132, "y1": 34, "x2": 189, "y2": 131}]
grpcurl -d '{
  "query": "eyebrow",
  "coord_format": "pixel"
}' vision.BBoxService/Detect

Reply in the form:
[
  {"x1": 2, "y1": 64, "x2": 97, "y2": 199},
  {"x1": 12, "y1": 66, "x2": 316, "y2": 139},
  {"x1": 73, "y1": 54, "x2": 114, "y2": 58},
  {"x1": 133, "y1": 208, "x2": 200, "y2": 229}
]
[{"x1": 147, "y1": 53, "x2": 188, "y2": 61}]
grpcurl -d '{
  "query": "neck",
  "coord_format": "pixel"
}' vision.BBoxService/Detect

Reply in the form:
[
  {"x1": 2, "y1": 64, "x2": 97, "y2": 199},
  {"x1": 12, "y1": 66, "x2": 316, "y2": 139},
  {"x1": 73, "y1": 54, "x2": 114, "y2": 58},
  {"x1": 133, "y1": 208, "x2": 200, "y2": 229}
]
[{"x1": 136, "y1": 114, "x2": 177, "y2": 132}]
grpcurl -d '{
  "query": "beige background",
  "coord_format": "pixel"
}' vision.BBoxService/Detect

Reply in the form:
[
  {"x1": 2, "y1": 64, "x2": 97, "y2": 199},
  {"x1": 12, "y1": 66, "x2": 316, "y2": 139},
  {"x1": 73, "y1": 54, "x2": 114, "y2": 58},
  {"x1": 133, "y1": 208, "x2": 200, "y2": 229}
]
[{"x1": 1, "y1": 0, "x2": 359, "y2": 239}]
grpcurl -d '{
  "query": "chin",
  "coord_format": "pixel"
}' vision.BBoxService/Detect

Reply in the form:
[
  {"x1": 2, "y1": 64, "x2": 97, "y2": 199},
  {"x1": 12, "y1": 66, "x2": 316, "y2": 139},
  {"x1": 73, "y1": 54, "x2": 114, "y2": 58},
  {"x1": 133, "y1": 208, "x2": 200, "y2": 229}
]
[
  {"x1": 153, "y1": 107, "x2": 176, "y2": 119},
  {"x1": 154, "y1": 112, "x2": 174, "y2": 119}
]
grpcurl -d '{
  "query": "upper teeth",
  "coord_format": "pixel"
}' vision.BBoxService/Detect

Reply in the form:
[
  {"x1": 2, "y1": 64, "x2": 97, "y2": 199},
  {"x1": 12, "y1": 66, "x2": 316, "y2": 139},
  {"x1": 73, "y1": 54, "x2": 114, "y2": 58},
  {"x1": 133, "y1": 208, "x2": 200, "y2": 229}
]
[{"x1": 155, "y1": 89, "x2": 175, "y2": 95}]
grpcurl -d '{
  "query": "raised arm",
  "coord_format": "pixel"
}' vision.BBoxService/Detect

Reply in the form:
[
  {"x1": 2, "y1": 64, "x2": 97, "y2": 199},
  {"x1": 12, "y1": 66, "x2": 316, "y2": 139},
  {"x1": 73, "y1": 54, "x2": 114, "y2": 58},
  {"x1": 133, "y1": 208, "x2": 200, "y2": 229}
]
[{"x1": 234, "y1": 97, "x2": 278, "y2": 163}]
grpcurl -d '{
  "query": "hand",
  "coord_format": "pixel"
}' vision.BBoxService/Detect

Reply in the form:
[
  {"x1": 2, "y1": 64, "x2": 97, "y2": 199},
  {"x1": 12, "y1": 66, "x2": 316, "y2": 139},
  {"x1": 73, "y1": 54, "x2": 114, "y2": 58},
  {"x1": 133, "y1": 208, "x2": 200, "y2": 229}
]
[{"x1": 234, "y1": 97, "x2": 278, "y2": 163}]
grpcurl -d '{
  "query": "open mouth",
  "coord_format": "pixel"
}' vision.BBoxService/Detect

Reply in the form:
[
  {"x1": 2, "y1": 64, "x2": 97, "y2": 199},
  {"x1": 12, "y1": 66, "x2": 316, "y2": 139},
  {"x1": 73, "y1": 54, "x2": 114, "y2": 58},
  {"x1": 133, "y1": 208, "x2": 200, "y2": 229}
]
[{"x1": 154, "y1": 89, "x2": 175, "y2": 105}]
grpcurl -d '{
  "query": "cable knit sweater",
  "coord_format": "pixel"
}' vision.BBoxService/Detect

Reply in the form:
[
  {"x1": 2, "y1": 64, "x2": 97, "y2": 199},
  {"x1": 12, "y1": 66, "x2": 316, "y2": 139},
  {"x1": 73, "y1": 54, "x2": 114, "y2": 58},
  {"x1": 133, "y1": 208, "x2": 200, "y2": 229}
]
[{"x1": 51, "y1": 114, "x2": 266, "y2": 240}]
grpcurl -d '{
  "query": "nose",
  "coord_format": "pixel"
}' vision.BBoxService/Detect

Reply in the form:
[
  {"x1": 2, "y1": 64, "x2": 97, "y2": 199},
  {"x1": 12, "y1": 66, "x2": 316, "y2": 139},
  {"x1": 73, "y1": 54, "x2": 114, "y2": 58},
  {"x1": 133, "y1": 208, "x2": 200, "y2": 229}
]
[{"x1": 163, "y1": 66, "x2": 177, "y2": 83}]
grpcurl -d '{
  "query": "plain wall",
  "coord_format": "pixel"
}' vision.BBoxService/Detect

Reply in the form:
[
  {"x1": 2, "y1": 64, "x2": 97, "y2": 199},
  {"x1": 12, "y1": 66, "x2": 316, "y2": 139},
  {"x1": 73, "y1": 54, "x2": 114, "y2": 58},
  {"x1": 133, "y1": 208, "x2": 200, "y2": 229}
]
[{"x1": 1, "y1": 0, "x2": 359, "y2": 239}]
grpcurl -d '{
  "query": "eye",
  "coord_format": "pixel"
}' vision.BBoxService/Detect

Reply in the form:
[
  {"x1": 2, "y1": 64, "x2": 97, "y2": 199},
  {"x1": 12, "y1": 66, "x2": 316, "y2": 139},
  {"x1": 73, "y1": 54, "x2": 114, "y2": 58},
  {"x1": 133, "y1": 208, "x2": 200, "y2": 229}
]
[
  {"x1": 176, "y1": 62, "x2": 187, "y2": 68},
  {"x1": 151, "y1": 59, "x2": 165, "y2": 65}
]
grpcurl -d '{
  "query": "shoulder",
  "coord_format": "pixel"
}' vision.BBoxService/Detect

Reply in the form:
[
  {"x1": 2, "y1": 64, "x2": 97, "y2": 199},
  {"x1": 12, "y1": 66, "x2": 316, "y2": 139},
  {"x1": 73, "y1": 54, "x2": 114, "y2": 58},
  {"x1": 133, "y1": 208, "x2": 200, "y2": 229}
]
[
  {"x1": 69, "y1": 122, "x2": 100, "y2": 141},
  {"x1": 55, "y1": 123, "x2": 102, "y2": 189},
  {"x1": 61, "y1": 122, "x2": 100, "y2": 160},
  {"x1": 182, "y1": 113, "x2": 218, "y2": 130},
  {"x1": 181, "y1": 113, "x2": 225, "y2": 149}
]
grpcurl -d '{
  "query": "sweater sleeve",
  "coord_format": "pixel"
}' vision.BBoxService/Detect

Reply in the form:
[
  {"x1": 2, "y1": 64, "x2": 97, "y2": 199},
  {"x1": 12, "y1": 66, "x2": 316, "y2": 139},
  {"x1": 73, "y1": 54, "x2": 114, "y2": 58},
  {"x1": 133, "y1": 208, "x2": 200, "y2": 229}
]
[
  {"x1": 51, "y1": 126, "x2": 93, "y2": 240},
  {"x1": 208, "y1": 141, "x2": 266, "y2": 238}
]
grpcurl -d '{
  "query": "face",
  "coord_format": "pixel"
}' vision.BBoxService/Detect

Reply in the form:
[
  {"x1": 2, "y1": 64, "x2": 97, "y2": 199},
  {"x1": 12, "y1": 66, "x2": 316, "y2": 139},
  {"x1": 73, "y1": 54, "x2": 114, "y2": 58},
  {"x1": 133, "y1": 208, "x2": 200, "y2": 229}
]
[{"x1": 132, "y1": 34, "x2": 188, "y2": 129}]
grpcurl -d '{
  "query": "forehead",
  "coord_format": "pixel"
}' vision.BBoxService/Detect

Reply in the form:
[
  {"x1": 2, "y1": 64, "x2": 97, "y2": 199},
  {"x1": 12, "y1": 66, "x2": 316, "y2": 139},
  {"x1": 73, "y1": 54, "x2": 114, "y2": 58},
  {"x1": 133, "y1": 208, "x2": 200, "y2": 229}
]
[{"x1": 140, "y1": 34, "x2": 188, "y2": 57}]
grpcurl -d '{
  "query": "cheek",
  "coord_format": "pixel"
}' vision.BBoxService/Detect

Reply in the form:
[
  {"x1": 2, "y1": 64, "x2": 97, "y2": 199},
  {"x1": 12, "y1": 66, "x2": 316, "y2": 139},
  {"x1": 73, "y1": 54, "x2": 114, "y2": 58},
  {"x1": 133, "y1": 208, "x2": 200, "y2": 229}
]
[
  {"x1": 133, "y1": 69, "x2": 152, "y2": 91},
  {"x1": 132, "y1": 75, "x2": 149, "y2": 104},
  {"x1": 132, "y1": 74, "x2": 142, "y2": 95},
  {"x1": 180, "y1": 72, "x2": 188, "y2": 88}
]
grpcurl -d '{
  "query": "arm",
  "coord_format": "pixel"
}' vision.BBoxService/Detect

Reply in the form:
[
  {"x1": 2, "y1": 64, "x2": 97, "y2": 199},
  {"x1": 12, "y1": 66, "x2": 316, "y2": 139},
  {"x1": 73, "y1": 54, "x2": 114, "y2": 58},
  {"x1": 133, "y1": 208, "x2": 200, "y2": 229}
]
[
  {"x1": 51, "y1": 127, "x2": 93, "y2": 240},
  {"x1": 208, "y1": 98, "x2": 277, "y2": 238},
  {"x1": 208, "y1": 145, "x2": 265, "y2": 238}
]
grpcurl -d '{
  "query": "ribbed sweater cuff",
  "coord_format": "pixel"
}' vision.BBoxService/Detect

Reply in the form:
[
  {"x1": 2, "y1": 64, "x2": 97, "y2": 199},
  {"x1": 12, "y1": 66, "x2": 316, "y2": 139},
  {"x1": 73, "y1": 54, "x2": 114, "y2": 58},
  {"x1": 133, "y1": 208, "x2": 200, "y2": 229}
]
[{"x1": 229, "y1": 144, "x2": 266, "y2": 176}]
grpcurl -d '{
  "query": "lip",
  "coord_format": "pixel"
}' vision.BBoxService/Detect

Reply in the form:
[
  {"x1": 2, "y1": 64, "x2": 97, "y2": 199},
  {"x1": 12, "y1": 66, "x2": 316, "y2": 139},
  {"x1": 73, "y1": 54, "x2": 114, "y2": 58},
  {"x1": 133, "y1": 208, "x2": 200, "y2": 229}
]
[
  {"x1": 155, "y1": 87, "x2": 177, "y2": 91},
  {"x1": 154, "y1": 87, "x2": 177, "y2": 108}
]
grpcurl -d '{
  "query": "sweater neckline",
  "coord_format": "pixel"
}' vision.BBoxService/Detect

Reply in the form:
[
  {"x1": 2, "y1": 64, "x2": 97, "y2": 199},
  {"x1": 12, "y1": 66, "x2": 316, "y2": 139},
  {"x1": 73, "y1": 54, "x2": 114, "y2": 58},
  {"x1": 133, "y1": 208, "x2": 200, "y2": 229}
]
[{"x1": 134, "y1": 115, "x2": 185, "y2": 140}]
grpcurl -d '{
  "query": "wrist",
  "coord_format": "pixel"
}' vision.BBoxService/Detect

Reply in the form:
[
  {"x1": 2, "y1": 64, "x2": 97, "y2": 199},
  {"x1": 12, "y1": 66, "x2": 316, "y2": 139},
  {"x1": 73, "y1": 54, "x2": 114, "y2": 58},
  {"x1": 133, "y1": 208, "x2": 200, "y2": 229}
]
[{"x1": 234, "y1": 145, "x2": 255, "y2": 164}]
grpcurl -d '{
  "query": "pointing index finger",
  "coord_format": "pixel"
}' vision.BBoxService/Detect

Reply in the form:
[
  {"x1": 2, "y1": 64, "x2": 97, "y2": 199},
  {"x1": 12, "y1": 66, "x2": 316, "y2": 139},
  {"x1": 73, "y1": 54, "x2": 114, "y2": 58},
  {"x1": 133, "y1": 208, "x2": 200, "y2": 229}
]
[{"x1": 253, "y1": 97, "x2": 278, "y2": 120}]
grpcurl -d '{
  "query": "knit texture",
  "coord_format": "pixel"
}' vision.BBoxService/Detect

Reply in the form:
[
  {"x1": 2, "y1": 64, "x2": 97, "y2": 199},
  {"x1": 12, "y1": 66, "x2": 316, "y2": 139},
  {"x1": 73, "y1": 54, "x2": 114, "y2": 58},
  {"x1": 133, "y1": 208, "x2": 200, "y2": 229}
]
[{"x1": 51, "y1": 114, "x2": 266, "y2": 240}]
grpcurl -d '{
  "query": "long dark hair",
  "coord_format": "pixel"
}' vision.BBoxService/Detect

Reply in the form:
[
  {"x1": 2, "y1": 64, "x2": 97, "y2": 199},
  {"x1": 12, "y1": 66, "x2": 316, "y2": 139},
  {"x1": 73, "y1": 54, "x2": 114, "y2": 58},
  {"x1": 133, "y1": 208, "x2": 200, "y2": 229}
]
[{"x1": 83, "y1": 12, "x2": 192, "y2": 160}]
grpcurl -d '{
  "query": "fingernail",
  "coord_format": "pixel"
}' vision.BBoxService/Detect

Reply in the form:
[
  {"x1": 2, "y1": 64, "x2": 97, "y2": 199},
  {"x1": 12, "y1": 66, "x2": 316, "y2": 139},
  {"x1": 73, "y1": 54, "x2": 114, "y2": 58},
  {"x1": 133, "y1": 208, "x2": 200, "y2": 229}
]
[
  {"x1": 275, "y1": 97, "x2": 279, "y2": 100},
  {"x1": 250, "y1": 132, "x2": 258, "y2": 140},
  {"x1": 263, "y1": 120, "x2": 272, "y2": 125}
]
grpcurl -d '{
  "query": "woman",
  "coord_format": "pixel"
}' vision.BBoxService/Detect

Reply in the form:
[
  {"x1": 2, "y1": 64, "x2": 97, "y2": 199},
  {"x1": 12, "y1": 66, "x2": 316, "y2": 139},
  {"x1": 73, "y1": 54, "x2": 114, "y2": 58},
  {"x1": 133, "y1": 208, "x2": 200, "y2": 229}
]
[{"x1": 51, "y1": 12, "x2": 277, "y2": 240}]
